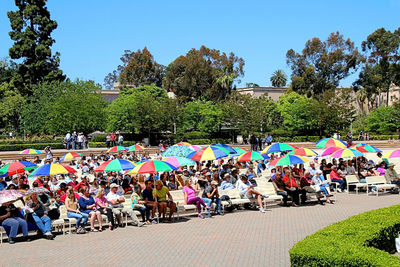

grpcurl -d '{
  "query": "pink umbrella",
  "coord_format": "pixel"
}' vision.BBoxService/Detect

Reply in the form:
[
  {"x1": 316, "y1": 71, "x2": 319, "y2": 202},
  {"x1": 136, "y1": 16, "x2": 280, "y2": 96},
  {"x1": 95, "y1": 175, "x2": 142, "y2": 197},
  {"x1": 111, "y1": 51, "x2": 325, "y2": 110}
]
[
  {"x1": 320, "y1": 146, "x2": 343, "y2": 157},
  {"x1": 0, "y1": 190, "x2": 25, "y2": 204}
]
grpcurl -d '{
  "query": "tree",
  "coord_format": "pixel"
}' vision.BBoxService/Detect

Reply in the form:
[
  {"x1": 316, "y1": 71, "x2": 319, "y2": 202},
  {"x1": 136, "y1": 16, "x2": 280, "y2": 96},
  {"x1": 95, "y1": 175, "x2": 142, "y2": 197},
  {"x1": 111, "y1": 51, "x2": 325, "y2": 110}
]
[
  {"x1": 270, "y1": 69, "x2": 287, "y2": 87},
  {"x1": 104, "y1": 47, "x2": 165, "y2": 89},
  {"x1": 366, "y1": 106, "x2": 400, "y2": 133},
  {"x1": 7, "y1": 0, "x2": 65, "y2": 95},
  {"x1": 179, "y1": 101, "x2": 223, "y2": 134},
  {"x1": 245, "y1": 83, "x2": 260, "y2": 87},
  {"x1": 0, "y1": 82, "x2": 25, "y2": 131},
  {"x1": 286, "y1": 32, "x2": 364, "y2": 97},
  {"x1": 22, "y1": 80, "x2": 107, "y2": 134},
  {"x1": 356, "y1": 27, "x2": 400, "y2": 106},
  {"x1": 0, "y1": 57, "x2": 18, "y2": 84},
  {"x1": 163, "y1": 45, "x2": 244, "y2": 101},
  {"x1": 121, "y1": 84, "x2": 167, "y2": 99}
]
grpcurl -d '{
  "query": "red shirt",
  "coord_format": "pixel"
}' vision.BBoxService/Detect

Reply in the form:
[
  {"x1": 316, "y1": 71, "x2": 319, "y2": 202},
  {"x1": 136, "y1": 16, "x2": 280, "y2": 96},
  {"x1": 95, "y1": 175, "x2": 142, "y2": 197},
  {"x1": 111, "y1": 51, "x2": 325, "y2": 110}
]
[
  {"x1": 330, "y1": 170, "x2": 342, "y2": 180},
  {"x1": 74, "y1": 182, "x2": 89, "y2": 191},
  {"x1": 33, "y1": 179, "x2": 44, "y2": 187},
  {"x1": 283, "y1": 175, "x2": 298, "y2": 188}
]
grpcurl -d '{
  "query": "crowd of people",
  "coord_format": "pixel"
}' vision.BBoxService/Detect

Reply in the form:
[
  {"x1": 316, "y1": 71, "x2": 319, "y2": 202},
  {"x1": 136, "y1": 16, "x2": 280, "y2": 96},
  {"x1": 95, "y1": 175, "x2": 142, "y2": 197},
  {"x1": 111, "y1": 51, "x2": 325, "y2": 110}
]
[{"x1": 0, "y1": 146, "x2": 399, "y2": 245}]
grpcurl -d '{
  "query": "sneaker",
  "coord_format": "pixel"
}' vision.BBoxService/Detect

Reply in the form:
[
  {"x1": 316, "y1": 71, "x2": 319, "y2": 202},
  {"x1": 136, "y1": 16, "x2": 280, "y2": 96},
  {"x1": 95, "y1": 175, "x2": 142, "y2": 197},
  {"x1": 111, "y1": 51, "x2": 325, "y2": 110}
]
[
  {"x1": 337, "y1": 188, "x2": 342, "y2": 193},
  {"x1": 151, "y1": 219, "x2": 158, "y2": 224},
  {"x1": 262, "y1": 194, "x2": 269, "y2": 199},
  {"x1": 198, "y1": 214, "x2": 205, "y2": 219},
  {"x1": 217, "y1": 212, "x2": 224, "y2": 216},
  {"x1": 22, "y1": 236, "x2": 31, "y2": 242},
  {"x1": 259, "y1": 208, "x2": 265, "y2": 213},
  {"x1": 136, "y1": 222, "x2": 144, "y2": 227},
  {"x1": 8, "y1": 237, "x2": 15, "y2": 244},
  {"x1": 206, "y1": 213, "x2": 212, "y2": 218}
]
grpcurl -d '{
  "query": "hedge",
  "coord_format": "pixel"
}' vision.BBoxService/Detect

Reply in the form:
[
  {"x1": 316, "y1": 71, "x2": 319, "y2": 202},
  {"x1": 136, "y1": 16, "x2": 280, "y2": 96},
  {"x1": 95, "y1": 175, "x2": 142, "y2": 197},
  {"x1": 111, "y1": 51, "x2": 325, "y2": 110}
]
[{"x1": 290, "y1": 204, "x2": 400, "y2": 266}]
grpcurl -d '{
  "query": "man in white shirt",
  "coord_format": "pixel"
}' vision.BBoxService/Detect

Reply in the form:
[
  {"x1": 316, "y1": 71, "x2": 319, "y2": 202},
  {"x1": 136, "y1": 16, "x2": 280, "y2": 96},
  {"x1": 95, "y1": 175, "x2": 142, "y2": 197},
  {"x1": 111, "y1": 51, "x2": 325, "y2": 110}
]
[
  {"x1": 106, "y1": 184, "x2": 143, "y2": 227},
  {"x1": 237, "y1": 174, "x2": 268, "y2": 213},
  {"x1": 308, "y1": 162, "x2": 317, "y2": 176}
]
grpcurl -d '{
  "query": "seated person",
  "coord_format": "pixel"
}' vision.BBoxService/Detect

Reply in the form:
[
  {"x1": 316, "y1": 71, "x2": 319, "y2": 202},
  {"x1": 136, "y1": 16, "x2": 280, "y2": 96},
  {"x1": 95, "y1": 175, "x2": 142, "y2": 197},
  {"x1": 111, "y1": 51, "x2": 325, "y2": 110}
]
[
  {"x1": 220, "y1": 173, "x2": 235, "y2": 190},
  {"x1": 272, "y1": 172, "x2": 288, "y2": 206},
  {"x1": 154, "y1": 180, "x2": 177, "y2": 222},
  {"x1": 95, "y1": 188, "x2": 115, "y2": 230},
  {"x1": 183, "y1": 179, "x2": 209, "y2": 219},
  {"x1": 237, "y1": 174, "x2": 268, "y2": 213},
  {"x1": 299, "y1": 171, "x2": 322, "y2": 205},
  {"x1": 79, "y1": 187, "x2": 102, "y2": 232},
  {"x1": 330, "y1": 166, "x2": 347, "y2": 192},
  {"x1": 203, "y1": 180, "x2": 223, "y2": 216},
  {"x1": 131, "y1": 185, "x2": 151, "y2": 225},
  {"x1": 142, "y1": 180, "x2": 157, "y2": 224},
  {"x1": 376, "y1": 162, "x2": 386, "y2": 176},
  {"x1": 29, "y1": 193, "x2": 53, "y2": 239},
  {"x1": 312, "y1": 170, "x2": 333, "y2": 204},
  {"x1": 282, "y1": 170, "x2": 300, "y2": 206},
  {"x1": 0, "y1": 201, "x2": 30, "y2": 244},
  {"x1": 385, "y1": 163, "x2": 400, "y2": 187}
]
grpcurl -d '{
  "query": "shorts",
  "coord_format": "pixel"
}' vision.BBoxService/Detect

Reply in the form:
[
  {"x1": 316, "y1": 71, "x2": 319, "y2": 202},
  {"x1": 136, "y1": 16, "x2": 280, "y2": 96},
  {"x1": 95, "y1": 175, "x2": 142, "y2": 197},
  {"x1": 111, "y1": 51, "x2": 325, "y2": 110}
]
[{"x1": 244, "y1": 192, "x2": 254, "y2": 199}]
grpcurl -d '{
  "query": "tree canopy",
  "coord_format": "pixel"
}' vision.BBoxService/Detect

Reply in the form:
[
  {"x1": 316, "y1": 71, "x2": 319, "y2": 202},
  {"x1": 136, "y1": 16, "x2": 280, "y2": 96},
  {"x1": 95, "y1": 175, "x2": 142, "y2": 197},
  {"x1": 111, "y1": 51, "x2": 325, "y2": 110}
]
[{"x1": 270, "y1": 69, "x2": 287, "y2": 87}]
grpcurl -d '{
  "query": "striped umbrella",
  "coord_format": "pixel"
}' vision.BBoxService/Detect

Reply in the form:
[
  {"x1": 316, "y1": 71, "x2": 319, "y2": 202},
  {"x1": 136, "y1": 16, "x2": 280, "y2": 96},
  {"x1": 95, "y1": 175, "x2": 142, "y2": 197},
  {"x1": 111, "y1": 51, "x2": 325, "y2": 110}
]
[
  {"x1": 316, "y1": 138, "x2": 347, "y2": 149},
  {"x1": 127, "y1": 160, "x2": 177, "y2": 174},
  {"x1": 128, "y1": 145, "x2": 144, "y2": 152},
  {"x1": 107, "y1": 146, "x2": 128, "y2": 153},
  {"x1": 237, "y1": 151, "x2": 268, "y2": 162},
  {"x1": 60, "y1": 152, "x2": 82, "y2": 162},
  {"x1": 0, "y1": 161, "x2": 37, "y2": 176},
  {"x1": 262, "y1": 142, "x2": 299, "y2": 154},
  {"x1": 214, "y1": 144, "x2": 237, "y2": 154},
  {"x1": 288, "y1": 148, "x2": 318, "y2": 157},
  {"x1": 29, "y1": 163, "x2": 77, "y2": 177},
  {"x1": 20, "y1": 149, "x2": 42, "y2": 155},
  {"x1": 162, "y1": 145, "x2": 194, "y2": 157},
  {"x1": 186, "y1": 146, "x2": 228, "y2": 161},
  {"x1": 270, "y1": 155, "x2": 309, "y2": 166},
  {"x1": 94, "y1": 159, "x2": 136, "y2": 172},
  {"x1": 350, "y1": 144, "x2": 382, "y2": 153},
  {"x1": 320, "y1": 146, "x2": 343, "y2": 157},
  {"x1": 163, "y1": 156, "x2": 196, "y2": 168},
  {"x1": 330, "y1": 148, "x2": 364, "y2": 158},
  {"x1": 383, "y1": 149, "x2": 400, "y2": 159},
  {"x1": 176, "y1": 142, "x2": 191, "y2": 146}
]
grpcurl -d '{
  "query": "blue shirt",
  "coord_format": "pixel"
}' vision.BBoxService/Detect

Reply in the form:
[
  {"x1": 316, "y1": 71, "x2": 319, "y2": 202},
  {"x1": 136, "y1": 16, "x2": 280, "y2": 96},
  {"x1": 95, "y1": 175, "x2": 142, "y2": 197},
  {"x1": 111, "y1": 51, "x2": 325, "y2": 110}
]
[
  {"x1": 78, "y1": 196, "x2": 95, "y2": 212},
  {"x1": 220, "y1": 181, "x2": 235, "y2": 190},
  {"x1": 0, "y1": 181, "x2": 6, "y2": 191}
]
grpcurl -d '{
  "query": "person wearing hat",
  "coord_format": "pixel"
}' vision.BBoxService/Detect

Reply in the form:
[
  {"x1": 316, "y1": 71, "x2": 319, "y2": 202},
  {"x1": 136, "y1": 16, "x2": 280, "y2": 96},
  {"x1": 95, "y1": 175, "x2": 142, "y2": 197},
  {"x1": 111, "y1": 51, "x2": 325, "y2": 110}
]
[
  {"x1": 202, "y1": 180, "x2": 223, "y2": 216},
  {"x1": 220, "y1": 173, "x2": 235, "y2": 190},
  {"x1": 385, "y1": 163, "x2": 400, "y2": 187},
  {"x1": 312, "y1": 170, "x2": 333, "y2": 204},
  {"x1": 237, "y1": 174, "x2": 268, "y2": 213}
]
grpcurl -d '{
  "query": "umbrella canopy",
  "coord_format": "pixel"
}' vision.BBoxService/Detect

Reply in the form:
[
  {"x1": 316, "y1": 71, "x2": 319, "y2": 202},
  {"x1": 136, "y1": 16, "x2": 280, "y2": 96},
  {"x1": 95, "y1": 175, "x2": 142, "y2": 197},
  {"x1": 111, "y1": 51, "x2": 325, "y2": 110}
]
[
  {"x1": 213, "y1": 144, "x2": 237, "y2": 154},
  {"x1": 128, "y1": 160, "x2": 177, "y2": 174},
  {"x1": 25, "y1": 187, "x2": 50, "y2": 196},
  {"x1": 316, "y1": 138, "x2": 347, "y2": 149},
  {"x1": 107, "y1": 146, "x2": 128, "y2": 153},
  {"x1": 270, "y1": 155, "x2": 309, "y2": 166},
  {"x1": 163, "y1": 156, "x2": 196, "y2": 168},
  {"x1": 320, "y1": 146, "x2": 343, "y2": 157},
  {"x1": 176, "y1": 142, "x2": 191, "y2": 146},
  {"x1": 94, "y1": 159, "x2": 136, "y2": 172},
  {"x1": 0, "y1": 190, "x2": 25, "y2": 205},
  {"x1": 128, "y1": 145, "x2": 144, "y2": 152},
  {"x1": 383, "y1": 149, "x2": 400, "y2": 159},
  {"x1": 186, "y1": 146, "x2": 228, "y2": 161},
  {"x1": 288, "y1": 148, "x2": 318, "y2": 157},
  {"x1": 187, "y1": 145, "x2": 201, "y2": 151},
  {"x1": 29, "y1": 163, "x2": 77, "y2": 177},
  {"x1": 162, "y1": 145, "x2": 194, "y2": 157},
  {"x1": 20, "y1": 149, "x2": 42, "y2": 155},
  {"x1": 0, "y1": 161, "x2": 37, "y2": 176},
  {"x1": 237, "y1": 151, "x2": 268, "y2": 162},
  {"x1": 350, "y1": 144, "x2": 382, "y2": 153},
  {"x1": 330, "y1": 148, "x2": 364, "y2": 158},
  {"x1": 262, "y1": 142, "x2": 299, "y2": 154},
  {"x1": 60, "y1": 152, "x2": 82, "y2": 162}
]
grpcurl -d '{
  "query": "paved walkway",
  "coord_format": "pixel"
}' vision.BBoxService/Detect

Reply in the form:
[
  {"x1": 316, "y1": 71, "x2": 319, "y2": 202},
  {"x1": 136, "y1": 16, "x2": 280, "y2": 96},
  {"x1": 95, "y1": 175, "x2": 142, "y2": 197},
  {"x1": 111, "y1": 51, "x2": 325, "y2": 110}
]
[{"x1": 1, "y1": 193, "x2": 399, "y2": 266}]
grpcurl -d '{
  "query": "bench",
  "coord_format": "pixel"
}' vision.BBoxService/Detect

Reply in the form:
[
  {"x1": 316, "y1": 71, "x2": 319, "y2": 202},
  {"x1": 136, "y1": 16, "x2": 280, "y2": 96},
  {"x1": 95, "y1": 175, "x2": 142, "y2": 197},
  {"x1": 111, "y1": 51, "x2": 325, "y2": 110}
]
[
  {"x1": 346, "y1": 175, "x2": 367, "y2": 194},
  {"x1": 168, "y1": 190, "x2": 197, "y2": 219},
  {"x1": 366, "y1": 176, "x2": 397, "y2": 196}
]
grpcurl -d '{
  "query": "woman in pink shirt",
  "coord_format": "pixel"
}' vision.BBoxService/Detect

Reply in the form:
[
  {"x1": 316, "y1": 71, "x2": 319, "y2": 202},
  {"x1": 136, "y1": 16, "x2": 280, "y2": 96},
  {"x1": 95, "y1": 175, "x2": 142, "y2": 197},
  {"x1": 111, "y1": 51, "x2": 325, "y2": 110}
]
[
  {"x1": 182, "y1": 179, "x2": 209, "y2": 219},
  {"x1": 95, "y1": 188, "x2": 114, "y2": 230}
]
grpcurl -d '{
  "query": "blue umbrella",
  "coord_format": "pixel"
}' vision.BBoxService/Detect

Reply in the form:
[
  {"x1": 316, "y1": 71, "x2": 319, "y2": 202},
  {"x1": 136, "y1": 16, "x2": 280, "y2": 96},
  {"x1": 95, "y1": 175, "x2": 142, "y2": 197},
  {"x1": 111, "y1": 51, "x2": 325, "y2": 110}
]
[
  {"x1": 213, "y1": 144, "x2": 237, "y2": 154},
  {"x1": 162, "y1": 145, "x2": 194, "y2": 157}
]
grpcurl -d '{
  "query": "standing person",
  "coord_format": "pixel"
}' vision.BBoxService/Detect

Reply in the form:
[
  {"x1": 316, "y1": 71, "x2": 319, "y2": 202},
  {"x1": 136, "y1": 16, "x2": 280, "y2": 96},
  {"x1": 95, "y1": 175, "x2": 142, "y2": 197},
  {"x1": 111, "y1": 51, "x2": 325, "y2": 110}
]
[
  {"x1": 118, "y1": 134, "x2": 123, "y2": 146},
  {"x1": 110, "y1": 133, "x2": 116, "y2": 147},
  {"x1": 106, "y1": 134, "x2": 111, "y2": 148},
  {"x1": 44, "y1": 146, "x2": 53, "y2": 161},
  {"x1": 71, "y1": 131, "x2": 77, "y2": 150},
  {"x1": 249, "y1": 134, "x2": 257, "y2": 151},
  {"x1": 266, "y1": 133, "x2": 273, "y2": 146},
  {"x1": 77, "y1": 133, "x2": 83, "y2": 150},
  {"x1": 346, "y1": 131, "x2": 353, "y2": 147},
  {"x1": 0, "y1": 201, "x2": 30, "y2": 244},
  {"x1": 65, "y1": 131, "x2": 71, "y2": 150},
  {"x1": 29, "y1": 193, "x2": 54, "y2": 239}
]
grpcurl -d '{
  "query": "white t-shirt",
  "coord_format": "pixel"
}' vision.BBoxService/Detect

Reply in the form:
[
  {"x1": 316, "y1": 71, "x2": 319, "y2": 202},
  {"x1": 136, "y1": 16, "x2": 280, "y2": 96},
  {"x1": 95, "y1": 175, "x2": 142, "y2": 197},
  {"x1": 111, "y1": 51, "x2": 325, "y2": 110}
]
[{"x1": 106, "y1": 191, "x2": 123, "y2": 208}]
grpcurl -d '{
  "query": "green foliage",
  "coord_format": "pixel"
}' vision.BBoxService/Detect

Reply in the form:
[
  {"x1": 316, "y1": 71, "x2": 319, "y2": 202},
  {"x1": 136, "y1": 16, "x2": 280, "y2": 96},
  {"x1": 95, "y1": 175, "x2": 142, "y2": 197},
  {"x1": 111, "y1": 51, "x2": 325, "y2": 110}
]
[
  {"x1": 270, "y1": 69, "x2": 287, "y2": 87},
  {"x1": 163, "y1": 45, "x2": 244, "y2": 101},
  {"x1": 7, "y1": 0, "x2": 65, "y2": 95},
  {"x1": 179, "y1": 101, "x2": 223, "y2": 134},
  {"x1": 121, "y1": 84, "x2": 167, "y2": 99},
  {"x1": 22, "y1": 80, "x2": 107, "y2": 134},
  {"x1": 287, "y1": 31, "x2": 364, "y2": 97},
  {"x1": 366, "y1": 106, "x2": 400, "y2": 133},
  {"x1": 89, "y1": 134, "x2": 108, "y2": 143},
  {"x1": 0, "y1": 82, "x2": 25, "y2": 131},
  {"x1": 290, "y1": 204, "x2": 400, "y2": 266}
]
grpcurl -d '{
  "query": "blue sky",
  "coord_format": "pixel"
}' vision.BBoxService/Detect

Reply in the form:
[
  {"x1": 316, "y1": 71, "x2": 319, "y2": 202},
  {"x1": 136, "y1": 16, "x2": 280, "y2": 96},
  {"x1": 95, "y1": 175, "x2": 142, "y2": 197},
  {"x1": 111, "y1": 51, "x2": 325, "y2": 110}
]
[{"x1": 0, "y1": 0, "x2": 399, "y2": 89}]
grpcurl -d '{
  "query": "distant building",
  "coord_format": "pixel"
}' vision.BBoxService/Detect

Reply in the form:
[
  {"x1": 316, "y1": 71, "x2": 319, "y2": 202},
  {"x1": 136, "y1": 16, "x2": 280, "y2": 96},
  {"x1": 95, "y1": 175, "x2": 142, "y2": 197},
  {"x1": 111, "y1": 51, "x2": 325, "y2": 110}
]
[{"x1": 236, "y1": 86, "x2": 286, "y2": 101}]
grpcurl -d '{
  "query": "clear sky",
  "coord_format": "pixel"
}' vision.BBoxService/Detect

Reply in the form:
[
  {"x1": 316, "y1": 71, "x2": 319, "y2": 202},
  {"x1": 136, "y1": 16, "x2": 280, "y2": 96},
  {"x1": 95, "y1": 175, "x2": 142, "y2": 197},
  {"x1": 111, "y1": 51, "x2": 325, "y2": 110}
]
[{"x1": 0, "y1": 0, "x2": 399, "y2": 89}]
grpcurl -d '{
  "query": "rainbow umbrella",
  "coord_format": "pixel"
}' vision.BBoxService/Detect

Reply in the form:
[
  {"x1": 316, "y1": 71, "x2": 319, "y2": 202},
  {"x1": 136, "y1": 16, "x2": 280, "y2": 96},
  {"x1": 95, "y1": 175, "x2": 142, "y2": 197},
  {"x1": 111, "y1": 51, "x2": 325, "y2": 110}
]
[
  {"x1": 0, "y1": 161, "x2": 37, "y2": 176},
  {"x1": 330, "y1": 148, "x2": 364, "y2": 158},
  {"x1": 383, "y1": 149, "x2": 400, "y2": 159},
  {"x1": 60, "y1": 152, "x2": 82, "y2": 162},
  {"x1": 288, "y1": 148, "x2": 318, "y2": 157},
  {"x1": 128, "y1": 145, "x2": 144, "y2": 152},
  {"x1": 319, "y1": 146, "x2": 343, "y2": 157},
  {"x1": 128, "y1": 160, "x2": 177, "y2": 174},
  {"x1": 188, "y1": 145, "x2": 201, "y2": 151},
  {"x1": 270, "y1": 155, "x2": 309, "y2": 167},
  {"x1": 316, "y1": 138, "x2": 347, "y2": 149},
  {"x1": 29, "y1": 163, "x2": 77, "y2": 177},
  {"x1": 163, "y1": 156, "x2": 196, "y2": 168},
  {"x1": 237, "y1": 151, "x2": 268, "y2": 161},
  {"x1": 186, "y1": 146, "x2": 228, "y2": 161},
  {"x1": 214, "y1": 144, "x2": 237, "y2": 154},
  {"x1": 350, "y1": 144, "x2": 382, "y2": 153},
  {"x1": 176, "y1": 142, "x2": 191, "y2": 146},
  {"x1": 261, "y1": 142, "x2": 299, "y2": 154},
  {"x1": 94, "y1": 159, "x2": 136, "y2": 172},
  {"x1": 0, "y1": 189, "x2": 25, "y2": 204},
  {"x1": 20, "y1": 149, "x2": 42, "y2": 155},
  {"x1": 162, "y1": 145, "x2": 194, "y2": 157},
  {"x1": 107, "y1": 146, "x2": 128, "y2": 153}
]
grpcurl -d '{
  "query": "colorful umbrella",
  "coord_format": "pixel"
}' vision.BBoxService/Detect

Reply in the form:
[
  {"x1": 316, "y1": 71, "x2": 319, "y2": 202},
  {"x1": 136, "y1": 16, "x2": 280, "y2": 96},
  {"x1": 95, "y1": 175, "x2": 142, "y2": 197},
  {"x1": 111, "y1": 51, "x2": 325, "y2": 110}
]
[
  {"x1": 350, "y1": 144, "x2": 382, "y2": 153},
  {"x1": 128, "y1": 160, "x2": 177, "y2": 174},
  {"x1": 382, "y1": 149, "x2": 400, "y2": 159},
  {"x1": 213, "y1": 144, "x2": 237, "y2": 154},
  {"x1": 107, "y1": 146, "x2": 128, "y2": 153},
  {"x1": 0, "y1": 189, "x2": 25, "y2": 204},
  {"x1": 0, "y1": 161, "x2": 37, "y2": 176},
  {"x1": 237, "y1": 151, "x2": 268, "y2": 162},
  {"x1": 29, "y1": 163, "x2": 77, "y2": 177},
  {"x1": 20, "y1": 149, "x2": 42, "y2": 155},
  {"x1": 188, "y1": 145, "x2": 201, "y2": 151},
  {"x1": 163, "y1": 156, "x2": 196, "y2": 168},
  {"x1": 128, "y1": 145, "x2": 144, "y2": 152},
  {"x1": 162, "y1": 145, "x2": 194, "y2": 157},
  {"x1": 270, "y1": 155, "x2": 309, "y2": 166},
  {"x1": 330, "y1": 148, "x2": 364, "y2": 158},
  {"x1": 316, "y1": 138, "x2": 347, "y2": 149},
  {"x1": 25, "y1": 187, "x2": 50, "y2": 196},
  {"x1": 186, "y1": 146, "x2": 229, "y2": 161},
  {"x1": 320, "y1": 146, "x2": 343, "y2": 157},
  {"x1": 261, "y1": 142, "x2": 299, "y2": 154},
  {"x1": 94, "y1": 159, "x2": 136, "y2": 172},
  {"x1": 176, "y1": 142, "x2": 191, "y2": 146},
  {"x1": 288, "y1": 148, "x2": 318, "y2": 157},
  {"x1": 60, "y1": 152, "x2": 82, "y2": 162}
]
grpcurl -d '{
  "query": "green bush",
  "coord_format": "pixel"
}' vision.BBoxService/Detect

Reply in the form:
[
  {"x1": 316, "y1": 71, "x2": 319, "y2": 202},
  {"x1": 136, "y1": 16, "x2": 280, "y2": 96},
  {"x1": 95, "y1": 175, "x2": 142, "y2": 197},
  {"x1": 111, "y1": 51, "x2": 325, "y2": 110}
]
[
  {"x1": 290, "y1": 204, "x2": 400, "y2": 266},
  {"x1": 188, "y1": 139, "x2": 211, "y2": 145},
  {"x1": 89, "y1": 134, "x2": 107, "y2": 143},
  {"x1": 88, "y1": 141, "x2": 137, "y2": 148},
  {"x1": 0, "y1": 143, "x2": 65, "y2": 151},
  {"x1": 211, "y1": 138, "x2": 231, "y2": 144},
  {"x1": 184, "y1": 131, "x2": 210, "y2": 139}
]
